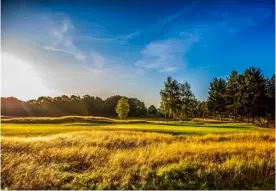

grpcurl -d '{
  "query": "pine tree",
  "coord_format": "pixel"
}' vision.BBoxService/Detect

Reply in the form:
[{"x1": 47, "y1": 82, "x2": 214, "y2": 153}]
[
  {"x1": 207, "y1": 78, "x2": 227, "y2": 121},
  {"x1": 225, "y1": 70, "x2": 240, "y2": 121}
]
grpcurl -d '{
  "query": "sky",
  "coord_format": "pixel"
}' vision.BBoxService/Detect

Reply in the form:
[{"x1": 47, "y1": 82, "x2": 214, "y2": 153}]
[{"x1": 1, "y1": 0, "x2": 275, "y2": 107}]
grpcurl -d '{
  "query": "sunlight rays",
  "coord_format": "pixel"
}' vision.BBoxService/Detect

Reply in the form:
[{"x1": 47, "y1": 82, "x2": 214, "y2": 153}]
[{"x1": 2, "y1": 53, "x2": 52, "y2": 100}]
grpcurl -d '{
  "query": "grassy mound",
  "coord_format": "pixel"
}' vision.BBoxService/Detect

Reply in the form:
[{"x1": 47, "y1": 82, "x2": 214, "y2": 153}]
[{"x1": 1, "y1": 116, "x2": 147, "y2": 124}]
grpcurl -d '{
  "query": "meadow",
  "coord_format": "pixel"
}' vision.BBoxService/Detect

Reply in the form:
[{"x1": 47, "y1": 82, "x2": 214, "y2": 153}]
[{"x1": 1, "y1": 117, "x2": 275, "y2": 190}]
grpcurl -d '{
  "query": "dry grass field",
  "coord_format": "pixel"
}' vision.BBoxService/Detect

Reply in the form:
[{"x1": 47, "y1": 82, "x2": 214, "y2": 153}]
[{"x1": 1, "y1": 118, "x2": 275, "y2": 190}]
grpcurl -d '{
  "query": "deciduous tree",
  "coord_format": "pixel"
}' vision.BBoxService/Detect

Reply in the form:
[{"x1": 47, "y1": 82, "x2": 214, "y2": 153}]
[{"x1": 115, "y1": 97, "x2": 130, "y2": 119}]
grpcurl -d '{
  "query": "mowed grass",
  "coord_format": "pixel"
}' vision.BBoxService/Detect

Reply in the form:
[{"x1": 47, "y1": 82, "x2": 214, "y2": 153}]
[
  {"x1": 1, "y1": 120, "x2": 275, "y2": 190},
  {"x1": 1, "y1": 121, "x2": 272, "y2": 136}
]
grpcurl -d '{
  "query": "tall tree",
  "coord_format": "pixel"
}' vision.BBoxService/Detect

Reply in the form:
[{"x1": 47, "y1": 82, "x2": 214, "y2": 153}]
[
  {"x1": 179, "y1": 82, "x2": 195, "y2": 120},
  {"x1": 265, "y1": 75, "x2": 275, "y2": 127},
  {"x1": 207, "y1": 78, "x2": 227, "y2": 121},
  {"x1": 159, "y1": 101, "x2": 169, "y2": 120},
  {"x1": 105, "y1": 95, "x2": 122, "y2": 116},
  {"x1": 243, "y1": 67, "x2": 266, "y2": 124},
  {"x1": 160, "y1": 77, "x2": 180, "y2": 120},
  {"x1": 128, "y1": 98, "x2": 147, "y2": 117},
  {"x1": 225, "y1": 70, "x2": 240, "y2": 121},
  {"x1": 148, "y1": 105, "x2": 157, "y2": 116},
  {"x1": 195, "y1": 100, "x2": 209, "y2": 118}
]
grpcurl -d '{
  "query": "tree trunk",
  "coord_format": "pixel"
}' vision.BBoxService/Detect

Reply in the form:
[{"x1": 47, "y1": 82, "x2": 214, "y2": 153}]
[
  {"x1": 259, "y1": 117, "x2": 262, "y2": 127},
  {"x1": 233, "y1": 109, "x2": 236, "y2": 122},
  {"x1": 247, "y1": 115, "x2": 250, "y2": 123},
  {"x1": 252, "y1": 116, "x2": 255, "y2": 124},
  {"x1": 219, "y1": 114, "x2": 223, "y2": 121},
  {"x1": 241, "y1": 116, "x2": 244, "y2": 122},
  {"x1": 266, "y1": 115, "x2": 269, "y2": 128}
]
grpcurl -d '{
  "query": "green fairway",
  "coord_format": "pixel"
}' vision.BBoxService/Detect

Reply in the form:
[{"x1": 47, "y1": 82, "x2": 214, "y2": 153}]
[{"x1": 1, "y1": 121, "x2": 272, "y2": 136}]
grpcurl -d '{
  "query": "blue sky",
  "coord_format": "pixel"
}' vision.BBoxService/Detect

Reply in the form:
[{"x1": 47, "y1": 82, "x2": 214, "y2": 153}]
[{"x1": 2, "y1": 0, "x2": 274, "y2": 106}]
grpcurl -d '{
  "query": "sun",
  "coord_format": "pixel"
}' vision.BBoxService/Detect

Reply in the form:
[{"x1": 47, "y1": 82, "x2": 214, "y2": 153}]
[{"x1": 1, "y1": 53, "x2": 51, "y2": 100}]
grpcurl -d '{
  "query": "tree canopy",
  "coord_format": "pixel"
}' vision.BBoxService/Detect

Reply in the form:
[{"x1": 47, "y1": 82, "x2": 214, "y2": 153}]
[
  {"x1": 148, "y1": 105, "x2": 157, "y2": 116},
  {"x1": 1, "y1": 95, "x2": 146, "y2": 118},
  {"x1": 115, "y1": 97, "x2": 130, "y2": 119},
  {"x1": 158, "y1": 67, "x2": 274, "y2": 127}
]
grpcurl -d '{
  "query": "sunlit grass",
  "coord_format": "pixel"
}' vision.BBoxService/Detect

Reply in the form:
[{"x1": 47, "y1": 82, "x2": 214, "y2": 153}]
[
  {"x1": 1, "y1": 122, "x2": 275, "y2": 190},
  {"x1": 0, "y1": 116, "x2": 255, "y2": 124},
  {"x1": 1, "y1": 121, "x2": 272, "y2": 137}
]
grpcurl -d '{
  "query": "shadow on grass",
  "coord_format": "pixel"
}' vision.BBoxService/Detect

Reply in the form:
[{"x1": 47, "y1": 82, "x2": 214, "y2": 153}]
[
  {"x1": 63, "y1": 123, "x2": 246, "y2": 136},
  {"x1": 90, "y1": 127, "x2": 202, "y2": 136},
  {"x1": 63, "y1": 123, "x2": 112, "y2": 126},
  {"x1": 137, "y1": 122, "x2": 251, "y2": 130},
  {"x1": 64, "y1": 122, "x2": 252, "y2": 130}
]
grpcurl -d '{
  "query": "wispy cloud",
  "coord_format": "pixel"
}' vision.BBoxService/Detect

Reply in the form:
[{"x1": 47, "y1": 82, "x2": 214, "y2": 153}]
[
  {"x1": 199, "y1": 64, "x2": 221, "y2": 70},
  {"x1": 44, "y1": 20, "x2": 86, "y2": 60},
  {"x1": 83, "y1": 36, "x2": 127, "y2": 45},
  {"x1": 216, "y1": 10, "x2": 272, "y2": 35},
  {"x1": 135, "y1": 32, "x2": 199, "y2": 72},
  {"x1": 119, "y1": 0, "x2": 201, "y2": 42},
  {"x1": 158, "y1": 67, "x2": 179, "y2": 72},
  {"x1": 71, "y1": 1, "x2": 201, "y2": 47},
  {"x1": 82, "y1": 1, "x2": 200, "y2": 45},
  {"x1": 123, "y1": 31, "x2": 140, "y2": 40},
  {"x1": 80, "y1": 52, "x2": 106, "y2": 74},
  {"x1": 158, "y1": 0, "x2": 201, "y2": 27},
  {"x1": 81, "y1": 31, "x2": 140, "y2": 45}
]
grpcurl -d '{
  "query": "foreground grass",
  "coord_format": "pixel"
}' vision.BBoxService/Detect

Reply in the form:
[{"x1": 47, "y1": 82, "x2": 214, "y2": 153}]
[{"x1": 1, "y1": 122, "x2": 275, "y2": 190}]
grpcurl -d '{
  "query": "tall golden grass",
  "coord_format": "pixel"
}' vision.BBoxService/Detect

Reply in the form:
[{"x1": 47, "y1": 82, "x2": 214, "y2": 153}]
[{"x1": 1, "y1": 130, "x2": 275, "y2": 190}]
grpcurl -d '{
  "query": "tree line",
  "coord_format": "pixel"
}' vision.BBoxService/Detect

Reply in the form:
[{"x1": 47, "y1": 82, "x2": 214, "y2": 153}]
[
  {"x1": 1, "y1": 95, "x2": 159, "y2": 117},
  {"x1": 159, "y1": 77, "x2": 209, "y2": 121},
  {"x1": 159, "y1": 67, "x2": 275, "y2": 127},
  {"x1": 1, "y1": 66, "x2": 274, "y2": 127}
]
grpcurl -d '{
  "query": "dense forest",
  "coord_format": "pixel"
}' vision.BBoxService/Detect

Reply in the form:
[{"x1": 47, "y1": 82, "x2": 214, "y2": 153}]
[
  {"x1": 1, "y1": 67, "x2": 275, "y2": 127},
  {"x1": 160, "y1": 67, "x2": 275, "y2": 127},
  {"x1": 1, "y1": 95, "x2": 152, "y2": 117}
]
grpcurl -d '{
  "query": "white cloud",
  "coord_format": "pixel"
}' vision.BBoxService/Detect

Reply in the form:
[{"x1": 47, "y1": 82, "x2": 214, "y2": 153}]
[
  {"x1": 158, "y1": 67, "x2": 179, "y2": 72},
  {"x1": 134, "y1": 33, "x2": 199, "y2": 72},
  {"x1": 44, "y1": 20, "x2": 86, "y2": 61},
  {"x1": 42, "y1": 18, "x2": 110, "y2": 75}
]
